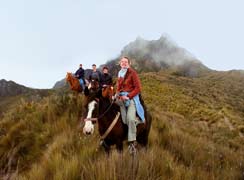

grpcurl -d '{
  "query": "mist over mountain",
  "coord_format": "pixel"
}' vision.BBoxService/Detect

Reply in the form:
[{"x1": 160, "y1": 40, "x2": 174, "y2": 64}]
[
  {"x1": 123, "y1": 36, "x2": 195, "y2": 67},
  {"x1": 102, "y1": 36, "x2": 210, "y2": 77},
  {"x1": 53, "y1": 35, "x2": 213, "y2": 88}
]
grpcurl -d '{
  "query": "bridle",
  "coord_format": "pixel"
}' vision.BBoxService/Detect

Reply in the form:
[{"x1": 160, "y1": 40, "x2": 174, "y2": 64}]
[
  {"x1": 82, "y1": 86, "x2": 120, "y2": 141},
  {"x1": 83, "y1": 85, "x2": 115, "y2": 122},
  {"x1": 83, "y1": 97, "x2": 115, "y2": 122}
]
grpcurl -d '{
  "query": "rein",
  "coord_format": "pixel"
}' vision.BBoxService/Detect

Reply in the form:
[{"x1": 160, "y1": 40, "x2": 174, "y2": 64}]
[
  {"x1": 100, "y1": 112, "x2": 120, "y2": 140},
  {"x1": 83, "y1": 118, "x2": 98, "y2": 122}
]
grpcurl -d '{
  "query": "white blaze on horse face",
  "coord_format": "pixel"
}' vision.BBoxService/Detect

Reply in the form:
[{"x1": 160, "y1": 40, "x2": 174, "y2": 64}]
[{"x1": 83, "y1": 100, "x2": 96, "y2": 135}]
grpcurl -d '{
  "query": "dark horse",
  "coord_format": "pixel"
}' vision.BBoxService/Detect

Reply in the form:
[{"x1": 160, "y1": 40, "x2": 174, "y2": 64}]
[{"x1": 82, "y1": 81, "x2": 152, "y2": 153}]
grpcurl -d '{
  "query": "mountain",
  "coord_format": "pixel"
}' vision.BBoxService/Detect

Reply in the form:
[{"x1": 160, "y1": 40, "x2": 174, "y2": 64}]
[
  {"x1": 0, "y1": 79, "x2": 51, "y2": 117},
  {"x1": 53, "y1": 79, "x2": 68, "y2": 89},
  {"x1": 54, "y1": 36, "x2": 211, "y2": 89},
  {"x1": 102, "y1": 36, "x2": 210, "y2": 77},
  {"x1": 0, "y1": 79, "x2": 31, "y2": 97},
  {"x1": 0, "y1": 79, "x2": 51, "y2": 99}
]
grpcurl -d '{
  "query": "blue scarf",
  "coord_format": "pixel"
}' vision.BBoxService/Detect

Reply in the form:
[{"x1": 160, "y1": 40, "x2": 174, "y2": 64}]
[{"x1": 118, "y1": 68, "x2": 128, "y2": 78}]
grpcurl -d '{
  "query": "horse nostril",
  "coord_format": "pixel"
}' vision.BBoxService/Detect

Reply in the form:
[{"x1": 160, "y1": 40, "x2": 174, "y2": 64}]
[{"x1": 86, "y1": 131, "x2": 91, "y2": 135}]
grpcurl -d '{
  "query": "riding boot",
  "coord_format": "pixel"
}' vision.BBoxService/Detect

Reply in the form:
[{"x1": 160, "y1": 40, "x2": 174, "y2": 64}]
[{"x1": 128, "y1": 141, "x2": 137, "y2": 155}]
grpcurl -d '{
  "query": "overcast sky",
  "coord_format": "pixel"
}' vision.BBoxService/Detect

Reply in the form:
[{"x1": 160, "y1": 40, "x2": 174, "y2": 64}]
[{"x1": 0, "y1": 0, "x2": 243, "y2": 89}]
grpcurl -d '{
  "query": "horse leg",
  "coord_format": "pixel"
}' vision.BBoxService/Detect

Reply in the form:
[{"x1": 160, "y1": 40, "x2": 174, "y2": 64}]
[
  {"x1": 104, "y1": 147, "x2": 110, "y2": 155},
  {"x1": 116, "y1": 141, "x2": 123, "y2": 153},
  {"x1": 136, "y1": 111, "x2": 152, "y2": 149},
  {"x1": 136, "y1": 126, "x2": 149, "y2": 151},
  {"x1": 100, "y1": 140, "x2": 111, "y2": 154}
]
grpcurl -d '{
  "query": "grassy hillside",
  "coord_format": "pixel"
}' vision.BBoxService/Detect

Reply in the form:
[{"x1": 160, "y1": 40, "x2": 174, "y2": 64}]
[
  {"x1": 0, "y1": 96, "x2": 22, "y2": 117},
  {"x1": 0, "y1": 90, "x2": 52, "y2": 118},
  {"x1": 1, "y1": 71, "x2": 244, "y2": 179}
]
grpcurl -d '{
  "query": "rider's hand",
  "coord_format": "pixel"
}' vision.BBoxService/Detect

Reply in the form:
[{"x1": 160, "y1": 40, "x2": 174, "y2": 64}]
[
  {"x1": 120, "y1": 96, "x2": 129, "y2": 100},
  {"x1": 112, "y1": 93, "x2": 118, "y2": 100}
]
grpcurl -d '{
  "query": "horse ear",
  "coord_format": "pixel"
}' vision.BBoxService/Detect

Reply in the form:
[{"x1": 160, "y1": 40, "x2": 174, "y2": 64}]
[{"x1": 112, "y1": 81, "x2": 117, "y2": 92}]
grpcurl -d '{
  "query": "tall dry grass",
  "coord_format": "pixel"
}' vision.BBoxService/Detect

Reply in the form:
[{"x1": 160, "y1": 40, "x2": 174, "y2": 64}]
[
  {"x1": 1, "y1": 71, "x2": 244, "y2": 179},
  {"x1": 17, "y1": 105, "x2": 244, "y2": 180}
]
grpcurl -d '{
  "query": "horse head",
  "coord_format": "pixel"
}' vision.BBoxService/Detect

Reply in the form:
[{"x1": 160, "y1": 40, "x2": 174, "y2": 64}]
[
  {"x1": 66, "y1": 72, "x2": 72, "y2": 82},
  {"x1": 102, "y1": 85, "x2": 114, "y2": 101},
  {"x1": 89, "y1": 78, "x2": 100, "y2": 91},
  {"x1": 82, "y1": 97, "x2": 98, "y2": 135},
  {"x1": 82, "y1": 81, "x2": 100, "y2": 135},
  {"x1": 84, "y1": 78, "x2": 100, "y2": 96},
  {"x1": 82, "y1": 84, "x2": 116, "y2": 136}
]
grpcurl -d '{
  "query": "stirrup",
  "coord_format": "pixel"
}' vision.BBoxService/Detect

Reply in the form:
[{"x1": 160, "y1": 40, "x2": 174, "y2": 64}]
[{"x1": 128, "y1": 142, "x2": 137, "y2": 155}]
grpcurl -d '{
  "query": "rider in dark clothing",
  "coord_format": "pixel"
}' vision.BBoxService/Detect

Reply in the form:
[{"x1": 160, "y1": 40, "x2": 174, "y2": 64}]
[
  {"x1": 75, "y1": 64, "x2": 85, "y2": 89},
  {"x1": 89, "y1": 64, "x2": 102, "y2": 82},
  {"x1": 75, "y1": 64, "x2": 85, "y2": 79},
  {"x1": 100, "y1": 66, "x2": 112, "y2": 87}
]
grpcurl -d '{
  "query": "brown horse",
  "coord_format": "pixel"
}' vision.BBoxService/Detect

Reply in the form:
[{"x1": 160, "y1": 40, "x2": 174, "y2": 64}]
[
  {"x1": 66, "y1": 72, "x2": 83, "y2": 92},
  {"x1": 82, "y1": 84, "x2": 152, "y2": 153}
]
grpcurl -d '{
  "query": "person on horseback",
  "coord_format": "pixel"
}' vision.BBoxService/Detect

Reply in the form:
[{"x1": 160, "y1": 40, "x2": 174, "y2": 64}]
[
  {"x1": 89, "y1": 64, "x2": 102, "y2": 83},
  {"x1": 115, "y1": 56, "x2": 145, "y2": 154},
  {"x1": 74, "y1": 64, "x2": 85, "y2": 90},
  {"x1": 100, "y1": 66, "x2": 113, "y2": 87}
]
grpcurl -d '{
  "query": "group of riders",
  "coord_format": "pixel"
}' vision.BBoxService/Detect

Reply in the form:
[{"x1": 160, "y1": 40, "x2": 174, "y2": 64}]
[
  {"x1": 73, "y1": 57, "x2": 144, "y2": 154},
  {"x1": 74, "y1": 63, "x2": 113, "y2": 90}
]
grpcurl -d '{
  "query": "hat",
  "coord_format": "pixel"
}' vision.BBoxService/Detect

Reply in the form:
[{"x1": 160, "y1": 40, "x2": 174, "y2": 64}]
[
  {"x1": 92, "y1": 64, "x2": 96, "y2": 66},
  {"x1": 79, "y1": 64, "x2": 82, "y2": 66}
]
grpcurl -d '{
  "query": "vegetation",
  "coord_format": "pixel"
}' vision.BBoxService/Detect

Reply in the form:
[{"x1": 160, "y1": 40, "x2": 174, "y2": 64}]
[{"x1": 1, "y1": 70, "x2": 244, "y2": 179}]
